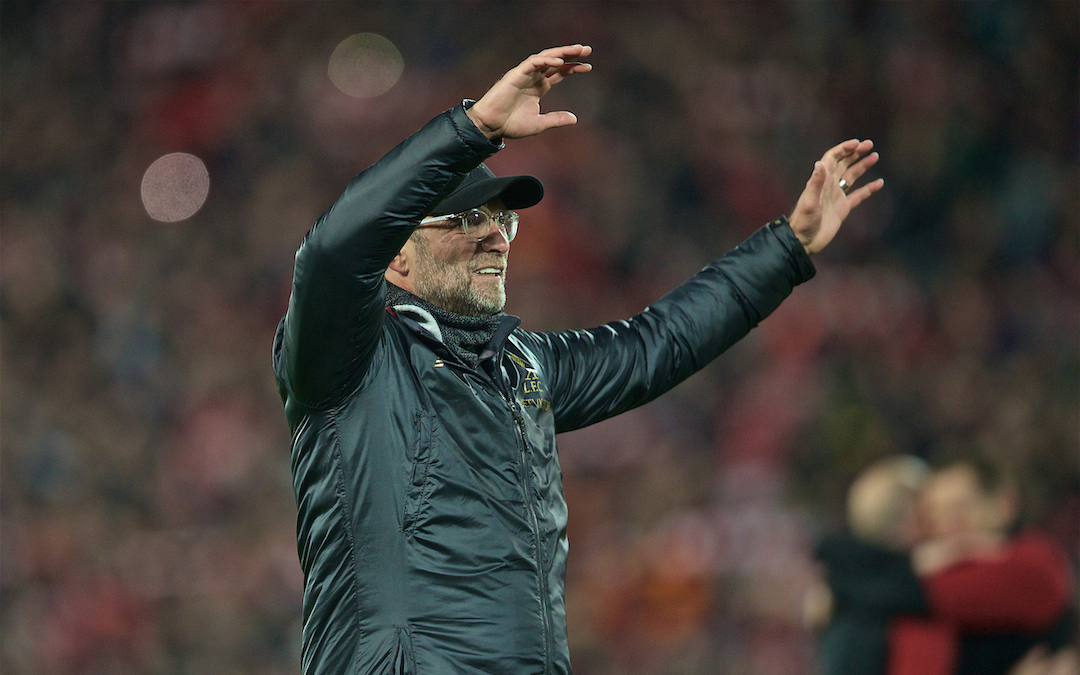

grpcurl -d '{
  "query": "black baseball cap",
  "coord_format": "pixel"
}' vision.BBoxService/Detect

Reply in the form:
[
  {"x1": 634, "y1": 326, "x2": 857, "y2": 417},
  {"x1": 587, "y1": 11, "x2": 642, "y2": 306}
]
[{"x1": 428, "y1": 163, "x2": 544, "y2": 217}]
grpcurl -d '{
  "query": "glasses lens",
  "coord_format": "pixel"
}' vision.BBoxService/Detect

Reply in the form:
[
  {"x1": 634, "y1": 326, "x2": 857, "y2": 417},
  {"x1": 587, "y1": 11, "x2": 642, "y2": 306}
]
[
  {"x1": 459, "y1": 209, "x2": 487, "y2": 238},
  {"x1": 495, "y1": 211, "x2": 518, "y2": 242},
  {"x1": 458, "y1": 209, "x2": 518, "y2": 242}
]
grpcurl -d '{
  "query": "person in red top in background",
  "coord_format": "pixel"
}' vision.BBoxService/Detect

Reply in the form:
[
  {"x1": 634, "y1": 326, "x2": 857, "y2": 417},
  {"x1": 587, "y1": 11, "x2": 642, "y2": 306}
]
[{"x1": 890, "y1": 457, "x2": 1076, "y2": 675}]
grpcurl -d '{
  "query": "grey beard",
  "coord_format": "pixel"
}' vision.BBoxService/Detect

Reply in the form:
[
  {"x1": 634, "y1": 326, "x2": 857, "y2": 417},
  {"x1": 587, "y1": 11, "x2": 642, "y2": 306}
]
[
  {"x1": 410, "y1": 237, "x2": 506, "y2": 317},
  {"x1": 424, "y1": 284, "x2": 503, "y2": 316}
]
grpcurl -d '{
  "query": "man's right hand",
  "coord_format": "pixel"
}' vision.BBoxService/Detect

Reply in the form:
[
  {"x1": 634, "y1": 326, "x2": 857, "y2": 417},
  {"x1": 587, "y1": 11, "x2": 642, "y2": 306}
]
[{"x1": 466, "y1": 45, "x2": 593, "y2": 140}]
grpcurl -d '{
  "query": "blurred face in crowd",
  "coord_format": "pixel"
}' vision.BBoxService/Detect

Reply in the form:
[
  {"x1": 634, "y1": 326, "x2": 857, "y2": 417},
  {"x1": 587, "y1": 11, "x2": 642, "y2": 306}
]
[
  {"x1": 393, "y1": 198, "x2": 510, "y2": 316},
  {"x1": 919, "y1": 463, "x2": 1016, "y2": 539},
  {"x1": 847, "y1": 456, "x2": 929, "y2": 551}
]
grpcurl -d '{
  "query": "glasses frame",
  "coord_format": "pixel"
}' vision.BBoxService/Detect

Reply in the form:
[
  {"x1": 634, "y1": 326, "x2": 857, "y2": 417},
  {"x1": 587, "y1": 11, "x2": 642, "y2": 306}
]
[{"x1": 417, "y1": 208, "x2": 518, "y2": 242}]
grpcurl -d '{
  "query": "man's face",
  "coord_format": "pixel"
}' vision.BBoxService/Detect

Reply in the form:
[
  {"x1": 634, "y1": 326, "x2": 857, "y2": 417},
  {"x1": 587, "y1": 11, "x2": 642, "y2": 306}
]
[
  {"x1": 919, "y1": 464, "x2": 1011, "y2": 539},
  {"x1": 408, "y1": 199, "x2": 510, "y2": 317}
]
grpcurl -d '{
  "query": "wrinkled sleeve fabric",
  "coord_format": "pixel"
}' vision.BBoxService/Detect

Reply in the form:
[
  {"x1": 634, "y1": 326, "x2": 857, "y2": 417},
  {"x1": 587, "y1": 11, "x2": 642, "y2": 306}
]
[
  {"x1": 529, "y1": 218, "x2": 815, "y2": 433},
  {"x1": 274, "y1": 103, "x2": 501, "y2": 408}
]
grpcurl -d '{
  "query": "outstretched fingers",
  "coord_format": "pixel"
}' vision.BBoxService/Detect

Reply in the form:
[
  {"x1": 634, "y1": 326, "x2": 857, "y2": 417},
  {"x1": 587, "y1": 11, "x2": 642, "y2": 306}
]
[
  {"x1": 792, "y1": 139, "x2": 884, "y2": 254},
  {"x1": 507, "y1": 46, "x2": 593, "y2": 89},
  {"x1": 511, "y1": 54, "x2": 566, "y2": 82},
  {"x1": 544, "y1": 61, "x2": 593, "y2": 85},
  {"x1": 471, "y1": 44, "x2": 594, "y2": 139},
  {"x1": 842, "y1": 151, "x2": 880, "y2": 185},
  {"x1": 825, "y1": 139, "x2": 874, "y2": 172},
  {"x1": 825, "y1": 138, "x2": 860, "y2": 164},
  {"x1": 537, "y1": 44, "x2": 592, "y2": 61},
  {"x1": 845, "y1": 177, "x2": 885, "y2": 210},
  {"x1": 521, "y1": 45, "x2": 591, "y2": 73},
  {"x1": 822, "y1": 139, "x2": 882, "y2": 202}
]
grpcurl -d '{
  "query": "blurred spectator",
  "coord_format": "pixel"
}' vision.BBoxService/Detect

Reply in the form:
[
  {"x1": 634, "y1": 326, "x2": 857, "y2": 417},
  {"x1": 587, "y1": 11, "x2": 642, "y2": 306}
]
[
  {"x1": 811, "y1": 455, "x2": 1076, "y2": 675},
  {"x1": 809, "y1": 455, "x2": 931, "y2": 675},
  {"x1": 1008, "y1": 645, "x2": 1080, "y2": 675},
  {"x1": 895, "y1": 458, "x2": 1075, "y2": 675}
]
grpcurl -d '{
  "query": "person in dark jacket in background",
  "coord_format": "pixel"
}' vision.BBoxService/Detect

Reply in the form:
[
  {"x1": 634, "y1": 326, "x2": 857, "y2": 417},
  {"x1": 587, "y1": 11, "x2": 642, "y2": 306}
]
[
  {"x1": 808, "y1": 455, "x2": 933, "y2": 675},
  {"x1": 273, "y1": 44, "x2": 884, "y2": 674}
]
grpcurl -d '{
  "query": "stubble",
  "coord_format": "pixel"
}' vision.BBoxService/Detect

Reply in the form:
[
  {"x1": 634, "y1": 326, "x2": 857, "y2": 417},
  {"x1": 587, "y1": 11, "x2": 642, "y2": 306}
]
[{"x1": 410, "y1": 234, "x2": 506, "y2": 316}]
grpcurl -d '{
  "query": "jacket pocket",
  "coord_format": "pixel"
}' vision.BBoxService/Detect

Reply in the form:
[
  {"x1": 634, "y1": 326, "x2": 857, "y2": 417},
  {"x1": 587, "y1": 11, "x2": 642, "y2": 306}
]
[
  {"x1": 392, "y1": 625, "x2": 417, "y2": 675},
  {"x1": 402, "y1": 411, "x2": 434, "y2": 534}
]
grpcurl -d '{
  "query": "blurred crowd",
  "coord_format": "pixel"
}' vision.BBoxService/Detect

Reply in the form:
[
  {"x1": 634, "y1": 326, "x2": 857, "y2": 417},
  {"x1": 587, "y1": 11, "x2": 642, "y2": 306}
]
[{"x1": 1, "y1": 2, "x2": 1076, "y2": 674}]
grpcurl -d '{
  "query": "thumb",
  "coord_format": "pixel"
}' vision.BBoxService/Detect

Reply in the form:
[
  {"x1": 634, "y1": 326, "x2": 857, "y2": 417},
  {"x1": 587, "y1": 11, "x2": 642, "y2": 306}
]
[
  {"x1": 537, "y1": 110, "x2": 578, "y2": 132},
  {"x1": 802, "y1": 161, "x2": 825, "y2": 210}
]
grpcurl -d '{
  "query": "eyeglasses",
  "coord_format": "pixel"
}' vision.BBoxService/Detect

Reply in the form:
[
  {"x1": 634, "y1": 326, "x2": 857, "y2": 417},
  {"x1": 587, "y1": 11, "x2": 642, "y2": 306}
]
[{"x1": 418, "y1": 208, "x2": 519, "y2": 242}]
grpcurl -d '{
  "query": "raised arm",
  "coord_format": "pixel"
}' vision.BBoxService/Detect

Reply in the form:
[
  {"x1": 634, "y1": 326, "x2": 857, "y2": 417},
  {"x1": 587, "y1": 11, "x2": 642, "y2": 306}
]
[
  {"x1": 527, "y1": 140, "x2": 881, "y2": 432},
  {"x1": 530, "y1": 219, "x2": 814, "y2": 432},
  {"x1": 275, "y1": 45, "x2": 593, "y2": 408},
  {"x1": 276, "y1": 105, "x2": 500, "y2": 407}
]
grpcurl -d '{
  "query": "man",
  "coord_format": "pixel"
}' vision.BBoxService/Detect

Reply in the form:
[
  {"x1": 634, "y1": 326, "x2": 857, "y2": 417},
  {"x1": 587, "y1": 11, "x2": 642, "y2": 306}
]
[
  {"x1": 810, "y1": 455, "x2": 932, "y2": 675},
  {"x1": 273, "y1": 44, "x2": 882, "y2": 674},
  {"x1": 897, "y1": 458, "x2": 1074, "y2": 675}
]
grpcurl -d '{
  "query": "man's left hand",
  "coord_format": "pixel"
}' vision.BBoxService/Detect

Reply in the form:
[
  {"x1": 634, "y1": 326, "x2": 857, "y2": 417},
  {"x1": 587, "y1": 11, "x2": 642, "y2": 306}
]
[{"x1": 789, "y1": 139, "x2": 883, "y2": 254}]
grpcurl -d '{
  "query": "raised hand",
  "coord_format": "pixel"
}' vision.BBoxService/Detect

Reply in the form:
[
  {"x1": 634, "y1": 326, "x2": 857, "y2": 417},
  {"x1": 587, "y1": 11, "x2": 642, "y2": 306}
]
[
  {"x1": 466, "y1": 45, "x2": 593, "y2": 140},
  {"x1": 789, "y1": 139, "x2": 884, "y2": 254}
]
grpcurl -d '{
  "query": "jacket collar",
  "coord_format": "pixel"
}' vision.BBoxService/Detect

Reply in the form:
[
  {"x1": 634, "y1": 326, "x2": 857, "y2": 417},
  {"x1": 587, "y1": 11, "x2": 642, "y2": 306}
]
[
  {"x1": 391, "y1": 303, "x2": 443, "y2": 343},
  {"x1": 388, "y1": 304, "x2": 521, "y2": 366}
]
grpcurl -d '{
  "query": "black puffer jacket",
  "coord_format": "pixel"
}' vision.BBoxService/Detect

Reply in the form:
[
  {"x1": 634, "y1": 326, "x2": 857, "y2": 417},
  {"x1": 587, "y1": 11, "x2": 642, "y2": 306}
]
[{"x1": 273, "y1": 102, "x2": 816, "y2": 674}]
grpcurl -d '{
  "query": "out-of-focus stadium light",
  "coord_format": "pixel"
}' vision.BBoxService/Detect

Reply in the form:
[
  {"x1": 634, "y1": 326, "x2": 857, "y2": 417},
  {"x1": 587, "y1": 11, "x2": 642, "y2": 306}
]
[
  {"x1": 327, "y1": 33, "x2": 404, "y2": 99},
  {"x1": 140, "y1": 153, "x2": 210, "y2": 222}
]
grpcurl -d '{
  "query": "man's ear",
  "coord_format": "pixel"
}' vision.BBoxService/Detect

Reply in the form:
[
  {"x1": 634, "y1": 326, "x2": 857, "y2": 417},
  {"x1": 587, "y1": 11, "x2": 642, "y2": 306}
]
[
  {"x1": 388, "y1": 238, "x2": 416, "y2": 291},
  {"x1": 388, "y1": 237, "x2": 414, "y2": 276},
  {"x1": 385, "y1": 242, "x2": 414, "y2": 291},
  {"x1": 388, "y1": 250, "x2": 409, "y2": 276}
]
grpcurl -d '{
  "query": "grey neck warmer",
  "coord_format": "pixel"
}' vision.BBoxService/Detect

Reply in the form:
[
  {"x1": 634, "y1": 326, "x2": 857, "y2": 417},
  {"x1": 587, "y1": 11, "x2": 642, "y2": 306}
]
[{"x1": 384, "y1": 284, "x2": 504, "y2": 367}]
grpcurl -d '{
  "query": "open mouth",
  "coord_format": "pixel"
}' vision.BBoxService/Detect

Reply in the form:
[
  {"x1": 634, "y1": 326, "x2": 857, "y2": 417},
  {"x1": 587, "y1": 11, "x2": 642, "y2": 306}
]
[{"x1": 472, "y1": 266, "x2": 504, "y2": 278}]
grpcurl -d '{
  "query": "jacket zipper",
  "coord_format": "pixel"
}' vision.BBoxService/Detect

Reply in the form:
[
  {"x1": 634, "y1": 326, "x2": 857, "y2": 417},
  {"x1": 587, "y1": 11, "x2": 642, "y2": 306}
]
[
  {"x1": 507, "y1": 399, "x2": 554, "y2": 674},
  {"x1": 442, "y1": 347, "x2": 555, "y2": 672}
]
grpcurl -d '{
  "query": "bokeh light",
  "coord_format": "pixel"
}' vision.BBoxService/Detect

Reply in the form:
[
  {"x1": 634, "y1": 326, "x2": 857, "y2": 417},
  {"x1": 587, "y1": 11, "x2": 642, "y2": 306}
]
[
  {"x1": 327, "y1": 33, "x2": 404, "y2": 99},
  {"x1": 140, "y1": 153, "x2": 210, "y2": 222}
]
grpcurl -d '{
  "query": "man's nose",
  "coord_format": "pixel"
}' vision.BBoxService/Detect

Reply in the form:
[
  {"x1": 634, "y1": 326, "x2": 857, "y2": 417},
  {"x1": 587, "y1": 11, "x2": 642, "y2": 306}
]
[{"x1": 480, "y1": 228, "x2": 510, "y2": 253}]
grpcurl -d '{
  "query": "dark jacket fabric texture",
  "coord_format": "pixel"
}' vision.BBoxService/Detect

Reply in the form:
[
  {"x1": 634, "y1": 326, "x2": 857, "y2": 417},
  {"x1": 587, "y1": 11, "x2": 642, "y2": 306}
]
[{"x1": 273, "y1": 102, "x2": 816, "y2": 674}]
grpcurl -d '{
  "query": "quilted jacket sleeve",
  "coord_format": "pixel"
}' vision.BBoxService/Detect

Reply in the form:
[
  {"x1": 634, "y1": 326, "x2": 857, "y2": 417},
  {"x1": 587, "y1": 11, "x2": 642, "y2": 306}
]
[
  {"x1": 529, "y1": 218, "x2": 815, "y2": 433},
  {"x1": 274, "y1": 103, "x2": 501, "y2": 408}
]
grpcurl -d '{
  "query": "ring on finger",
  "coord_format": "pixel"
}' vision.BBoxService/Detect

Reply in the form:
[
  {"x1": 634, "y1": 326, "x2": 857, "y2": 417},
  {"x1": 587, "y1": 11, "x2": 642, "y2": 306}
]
[{"x1": 838, "y1": 178, "x2": 851, "y2": 193}]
